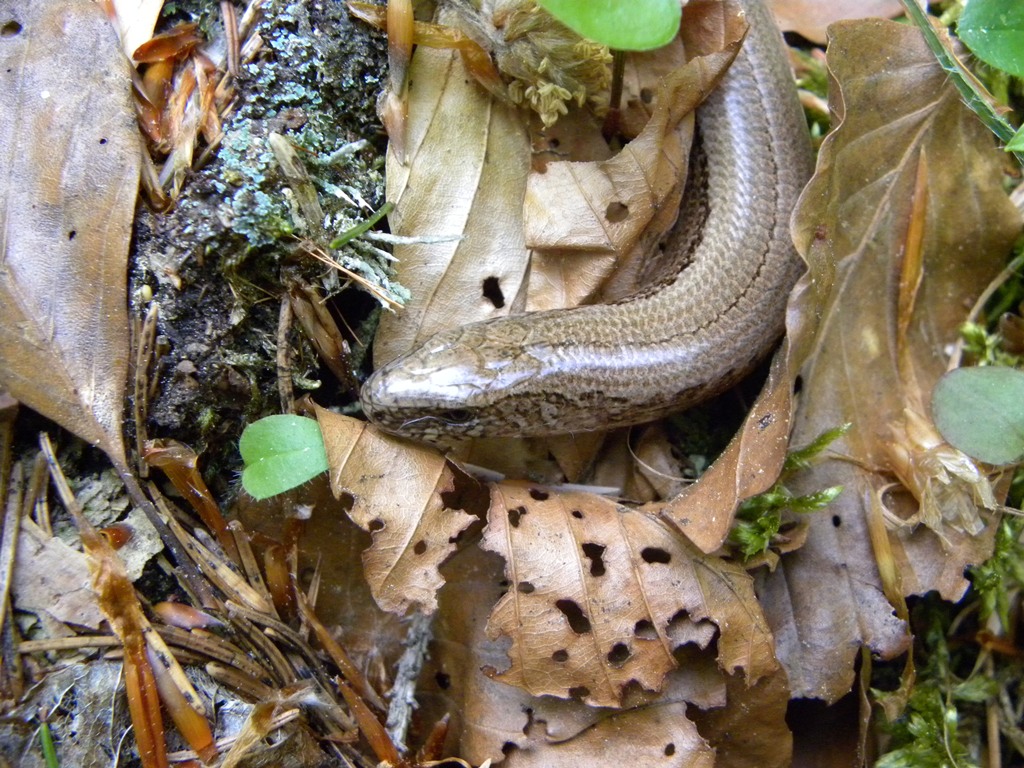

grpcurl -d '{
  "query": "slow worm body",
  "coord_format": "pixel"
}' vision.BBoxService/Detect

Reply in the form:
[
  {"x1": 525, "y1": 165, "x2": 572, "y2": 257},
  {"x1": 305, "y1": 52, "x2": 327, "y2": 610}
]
[{"x1": 361, "y1": 0, "x2": 813, "y2": 439}]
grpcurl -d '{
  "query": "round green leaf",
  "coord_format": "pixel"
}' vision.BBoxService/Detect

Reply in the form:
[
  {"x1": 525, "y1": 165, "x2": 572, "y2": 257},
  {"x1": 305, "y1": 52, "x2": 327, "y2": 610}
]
[
  {"x1": 536, "y1": 0, "x2": 681, "y2": 51},
  {"x1": 239, "y1": 414, "x2": 329, "y2": 500},
  {"x1": 959, "y1": 0, "x2": 1024, "y2": 77},
  {"x1": 931, "y1": 366, "x2": 1024, "y2": 465}
]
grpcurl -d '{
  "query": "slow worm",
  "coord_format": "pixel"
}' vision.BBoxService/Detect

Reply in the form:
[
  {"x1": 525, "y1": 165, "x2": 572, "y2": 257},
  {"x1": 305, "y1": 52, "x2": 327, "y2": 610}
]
[{"x1": 361, "y1": 0, "x2": 813, "y2": 439}]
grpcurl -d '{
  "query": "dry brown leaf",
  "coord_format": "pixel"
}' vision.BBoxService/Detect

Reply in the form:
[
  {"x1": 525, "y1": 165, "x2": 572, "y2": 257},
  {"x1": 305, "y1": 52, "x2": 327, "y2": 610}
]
[
  {"x1": 315, "y1": 405, "x2": 478, "y2": 613},
  {"x1": 769, "y1": 0, "x2": 903, "y2": 44},
  {"x1": 757, "y1": 19, "x2": 1021, "y2": 702},
  {"x1": 689, "y1": 666, "x2": 793, "y2": 768},
  {"x1": 233, "y1": 477, "x2": 411, "y2": 695},
  {"x1": 0, "y1": 0, "x2": 139, "y2": 464},
  {"x1": 373, "y1": 42, "x2": 532, "y2": 367},
  {"x1": 655, "y1": 347, "x2": 802, "y2": 553},
  {"x1": 481, "y1": 484, "x2": 776, "y2": 708}
]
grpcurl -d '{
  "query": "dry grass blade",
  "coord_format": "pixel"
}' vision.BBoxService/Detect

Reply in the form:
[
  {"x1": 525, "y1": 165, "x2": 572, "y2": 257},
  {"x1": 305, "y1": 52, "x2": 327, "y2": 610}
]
[
  {"x1": 157, "y1": 501, "x2": 273, "y2": 614},
  {"x1": 0, "y1": 460, "x2": 23, "y2": 700},
  {"x1": 336, "y1": 677, "x2": 404, "y2": 767},
  {"x1": 296, "y1": 590, "x2": 385, "y2": 711}
]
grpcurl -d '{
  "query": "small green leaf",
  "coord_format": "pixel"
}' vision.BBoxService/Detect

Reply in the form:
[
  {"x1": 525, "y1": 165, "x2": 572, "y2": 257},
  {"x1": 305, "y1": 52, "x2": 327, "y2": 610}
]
[
  {"x1": 1007, "y1": 123, "x2": 1024, "y2": 152},
  {"x1": 931, "y1": 366, "x2": 1024, "y2": 465},
  {"x1": 536, "y1": 0, "x2": 681, "y2": 51},
  {"x1": 958, "y1": 0, "x2": 1024, "y2": 77},
  {"x1": 239, "y1": 415, "x2": 329, "y2": 499}
]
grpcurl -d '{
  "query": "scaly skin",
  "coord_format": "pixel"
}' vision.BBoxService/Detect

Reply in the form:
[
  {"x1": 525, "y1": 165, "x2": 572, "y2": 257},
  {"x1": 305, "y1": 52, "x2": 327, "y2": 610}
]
[{"x1": 361, "y1": 0, "x2": 814, "y2": 439}]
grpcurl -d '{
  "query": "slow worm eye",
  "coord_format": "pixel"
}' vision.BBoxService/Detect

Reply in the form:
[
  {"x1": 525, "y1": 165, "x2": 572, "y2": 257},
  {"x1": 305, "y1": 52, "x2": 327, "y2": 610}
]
[{"x1": 439, "y1": 408, "x2": 474, "y2": 424}]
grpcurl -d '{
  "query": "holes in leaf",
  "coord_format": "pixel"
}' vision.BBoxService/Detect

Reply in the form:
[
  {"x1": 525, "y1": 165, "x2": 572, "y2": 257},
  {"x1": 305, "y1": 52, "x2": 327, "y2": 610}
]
[
  {"x1": 482, "y1": 276, "x2": 505, "y2": 308},
  {"x1": 517, "y1": 581, "x2": 535, "y2": 594},
  {"x1": 508, "y1": 506, "x2": 526, "y2": 527},
  {"x1": 555, "y1": 599, "x2": 592, "y2": 634},
  {"x1": 571, "y1": 510, "x2": 584, "y2": 519},
  {"x1": 666, "y1": 609, "x2": 688, "y2": 633},
  {"x1": 607, "y1": 642, "x2": 630, "y2": 665},
  {"x1": 67, "y1": 230, "x2": 76, "y2": 240},
  {"x1": 641, "y1": 547, "x2": 671, "y2": 564},
  {"x1": 567, "y1": 686, "x2": 590, "y2": 702},
  {"x1": 368, "y1": 518, "x2": 384, "y2": 532},
  {"x1": 605, "y1": 201, "x2": 629, "y2": 223},
  {"x1": 529, "y1": 488, "x2": 549, "y2": 501},
  {"x1": 832, "y1": 515, "x2": 842, "y2": 528},
  {"x1": 98, "y1": 137, "x2": 108, "y2": 145},
  {"x1": 664, "y1": 743, "x2": 676, "y2": 756},
  {"x1": 634, "y1": 619, "x2": 657, "y2": 640},
  {"x1": 435, "y1": 671, "x2": 450, "y2": 689},
  {"x1": 581, "y1": 542, "x2": 606, "y2": 577},
  {"x1": 413, "y1": 540, "x2": 427, "y2": 555},
  {"x1": 1, "y1": 20, "x2": 22, "y2": 36},
  {"x1": 501, "y1": 742, "x2": 517, "y2": 756},
  {"x1": 551, "y1": 649, "x2": 569, "y2": 663}
]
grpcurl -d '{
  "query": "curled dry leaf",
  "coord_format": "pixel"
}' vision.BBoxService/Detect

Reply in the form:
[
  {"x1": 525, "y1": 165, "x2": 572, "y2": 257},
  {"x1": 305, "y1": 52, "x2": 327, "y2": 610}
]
[
  {"x1": 482, "y1": 484, "x2": 776, "y2": 708},
  {"x1": 757, "y1": 19, "x2": 1021, "y2": 701},
  {"x1": 315, "y1": 406, "x2": 477, "y2": 613},
  {"x1": 0, "y1": 0, "x2": 139, "y2": 465}
]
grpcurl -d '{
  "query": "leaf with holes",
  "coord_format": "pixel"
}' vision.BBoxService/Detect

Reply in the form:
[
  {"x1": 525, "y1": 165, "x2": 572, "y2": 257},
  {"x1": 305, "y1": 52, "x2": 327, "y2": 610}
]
[
  {"x1": 314, "y1": 405, "x2": 477, "y2": 614},
  {"x1": 481, "y1": 483, "x2": 776, "y2": 708}
]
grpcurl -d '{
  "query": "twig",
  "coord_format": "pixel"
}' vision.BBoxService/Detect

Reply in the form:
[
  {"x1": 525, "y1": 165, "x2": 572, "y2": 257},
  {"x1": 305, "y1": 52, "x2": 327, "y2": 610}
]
[
  {"x1": 0, "y1": 462, "x2": 23, "y2": 699},
  {"x1": 277, "y1": 296, "x2": 296, "y2": 414},
  {"x1": 385, "y1": 612, "x2": 433, "y2": 752},
  {"x1": 132, "y1": 302, "x2": 160, "y2": 478}
]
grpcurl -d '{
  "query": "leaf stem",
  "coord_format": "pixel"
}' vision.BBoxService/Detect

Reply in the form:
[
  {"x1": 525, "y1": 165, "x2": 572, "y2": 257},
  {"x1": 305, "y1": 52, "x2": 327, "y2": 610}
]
[{"x1": 898, "y1": 0, "x2": 1024, "y2": 167}]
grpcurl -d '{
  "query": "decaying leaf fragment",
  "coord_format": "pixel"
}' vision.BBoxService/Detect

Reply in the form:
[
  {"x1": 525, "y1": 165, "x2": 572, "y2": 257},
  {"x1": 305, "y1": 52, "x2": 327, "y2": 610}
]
[
  {"x1": 315, "y1": 406, "x2": 477, "y2": 613},
  {"x1": 0, "y1": 0, "x2": 139, "y2": 464},
  {"x1": 482, "y1": 484, "x2": 776, "y2": 708},
  {"x1": 757, "y1": 18, "x2": 1021, "y2": 701}
]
